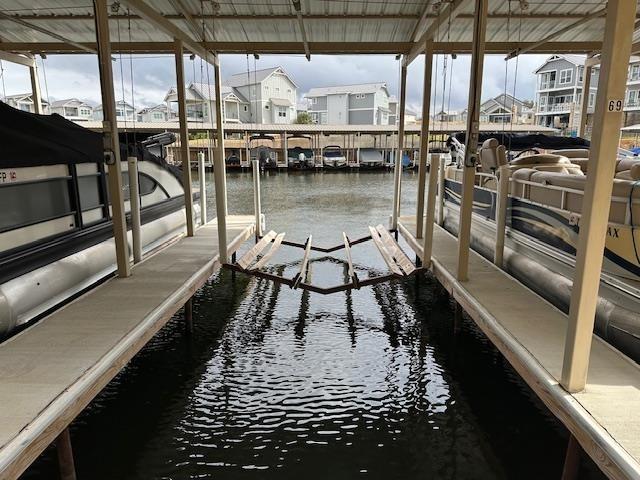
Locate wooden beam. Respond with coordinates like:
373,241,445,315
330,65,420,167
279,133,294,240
391,60,408,229
561,0,636,393
457,0,488,281
505,7,606,60
237,230,277,269
168,0,206,41
29,60,43,114
410,0,436,42
369,226,403,276
94,0,130,278
293,235,313,289
416,42,434,239
291,0,311,61
578,57,594,138
0,50,34,67
120,0,216,64
252,232,286,270
55,428,76,480
0,41,604,56
404,0,468,66
174,39,195,237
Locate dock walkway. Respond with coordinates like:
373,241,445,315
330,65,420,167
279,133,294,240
398,215,640,480
0,216,255,479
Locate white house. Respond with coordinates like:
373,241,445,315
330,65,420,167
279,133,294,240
137,104,168,122
2,93,49,114
50,98,93,121
306,82,391,125
93,100,136,122
388,96,417,124
164,66,297,125
478,93,533,124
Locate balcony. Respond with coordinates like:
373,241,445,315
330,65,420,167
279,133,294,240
537,103,572,114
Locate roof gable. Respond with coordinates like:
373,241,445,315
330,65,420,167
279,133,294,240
305,82,388,98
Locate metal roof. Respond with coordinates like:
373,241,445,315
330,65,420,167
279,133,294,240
0,1,638,56
306,82,388,97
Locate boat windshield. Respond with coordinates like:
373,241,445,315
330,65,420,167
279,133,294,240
324,149,343,158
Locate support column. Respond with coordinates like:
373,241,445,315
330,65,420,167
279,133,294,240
94,0,130,277
578,61,593,138
174,40,195,237
29,57,43,114
561,0,635,393
391,61,408,229
456,0,488,281
56,428,76,480
416,42,434,239
561,435,581,480
213,56,229,263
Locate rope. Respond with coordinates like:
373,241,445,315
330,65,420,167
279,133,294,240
127,9,137,145
115,10,130,148
40,56,51,108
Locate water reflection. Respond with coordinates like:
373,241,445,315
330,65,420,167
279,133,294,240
21,172,605,480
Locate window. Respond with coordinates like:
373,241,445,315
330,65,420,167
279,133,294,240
589,92,595,107
80,108,91,116
78,176,102,212
265,104,270,110
312,98,318,104
630,64,640,81
117,172,161,201
287,89,291,95
578,67,584,83
264,86,269,94
116,109,124,117
275,87,280,94
153,112,164,120
539,96,547,106
559,69,573,85
539,71,556,89
355,93,365,99
627,90,638,106
243,105,248,112
0,179,73,232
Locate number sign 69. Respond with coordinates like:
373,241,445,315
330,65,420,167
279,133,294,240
608,99,623,112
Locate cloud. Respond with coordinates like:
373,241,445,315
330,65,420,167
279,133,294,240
1,52,549,114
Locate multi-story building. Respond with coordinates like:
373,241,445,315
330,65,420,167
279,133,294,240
137,104,168,122
388,96,417,124
534,54,599,131
164,66,297,125
305,82,391,125
624,57,640,126
478,93,533,124
2,93,49,114
50,98,94,121
93,100,136,122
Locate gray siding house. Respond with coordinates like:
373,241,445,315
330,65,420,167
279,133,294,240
624,57,640,126
50,98,94,122
534,54,599,131
137,104,168,122
305,82,391,125
164,66,297,124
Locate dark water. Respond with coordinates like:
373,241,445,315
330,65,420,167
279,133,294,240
23,171,605,480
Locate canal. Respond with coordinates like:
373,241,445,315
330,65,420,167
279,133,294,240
22,171,605,479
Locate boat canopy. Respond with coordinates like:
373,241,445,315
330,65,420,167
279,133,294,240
448,132,590,151
0,101,102,168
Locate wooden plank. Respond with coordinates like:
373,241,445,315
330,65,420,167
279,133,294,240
375,225,416,276
369,226,403,276
397,216,640,480
236,230,277,269
293,235,313,289
251,232,286,270
342,233,359,289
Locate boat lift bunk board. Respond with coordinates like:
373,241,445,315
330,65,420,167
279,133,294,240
226,226,422,294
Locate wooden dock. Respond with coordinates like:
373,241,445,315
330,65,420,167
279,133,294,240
397,215,640,479
0,216,255,480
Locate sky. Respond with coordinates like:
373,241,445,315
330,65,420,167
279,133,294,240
0,52,549,116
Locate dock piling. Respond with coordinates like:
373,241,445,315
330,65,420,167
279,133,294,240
184,298,193,333
561,435,581,480
422,152,440,267
128,156,142,264
494,165,510,268
198,151,207,225
55,428,76,480
252,159,263,240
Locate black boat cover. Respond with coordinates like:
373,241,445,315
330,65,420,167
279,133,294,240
448,132,590,151
0,101,102,168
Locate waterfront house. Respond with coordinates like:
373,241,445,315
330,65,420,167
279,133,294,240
137,104,168,122
478,93,532,124
305,82,391,125
50,98,93,121
2,93,49,114
388,96,418,124
93,100,136,122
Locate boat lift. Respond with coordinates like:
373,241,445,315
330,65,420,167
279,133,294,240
225,225,423,295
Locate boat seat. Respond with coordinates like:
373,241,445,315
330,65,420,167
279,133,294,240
616,158,640,173
550,149,590,159
478,138,507,174
525,171,640,224
615,163,640,181
509,153,584,175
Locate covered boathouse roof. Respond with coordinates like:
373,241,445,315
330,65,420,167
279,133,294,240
0,0,639,57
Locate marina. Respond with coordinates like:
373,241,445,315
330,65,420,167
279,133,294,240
2,0,640,479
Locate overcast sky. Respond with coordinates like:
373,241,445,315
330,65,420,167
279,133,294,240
0,53,549,115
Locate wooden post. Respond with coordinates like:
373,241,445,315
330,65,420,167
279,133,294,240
174,40,195,237
127,156,142,264
456,0,488,281
29,58,43,114
93,0,130,277
422,153,440,266
198,151,207,224
437,157,446,226
357,132,361,166
416,42,434,239
494,165,510,268
561,0,635,393
578,61,593,139
561,435,581,480
56,428,76,480
252,159,263,239
213,56,229,263
391,61,408,229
